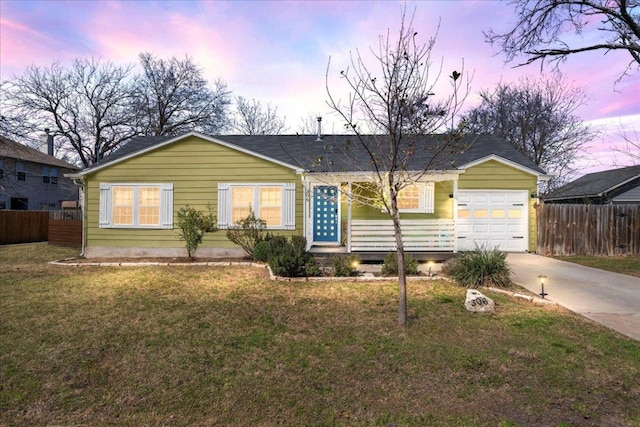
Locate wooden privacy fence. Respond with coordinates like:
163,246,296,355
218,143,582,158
537,203,640,256
0,210,82,246
0,210,49,244
48,209,82,246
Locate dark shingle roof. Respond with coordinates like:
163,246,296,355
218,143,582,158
83,132,546,175
544,165,640,201
0,135,79,170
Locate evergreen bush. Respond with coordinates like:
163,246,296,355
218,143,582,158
381,252,419,275
267,236,320,277
332,254,360,277
252,241,271,262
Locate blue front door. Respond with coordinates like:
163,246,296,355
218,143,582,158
313,185,339,243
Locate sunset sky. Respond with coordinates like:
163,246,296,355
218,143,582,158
1,0,638,176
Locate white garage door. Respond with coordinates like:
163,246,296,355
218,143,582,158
456,190,528,252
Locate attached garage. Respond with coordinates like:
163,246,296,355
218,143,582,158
456,190,529,252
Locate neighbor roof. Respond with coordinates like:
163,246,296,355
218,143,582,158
544,165,640,201
0,135,79,170
80,132,547,176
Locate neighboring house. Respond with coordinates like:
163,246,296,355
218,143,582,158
0,135,79,210
544,165,640,205
67,132,549,258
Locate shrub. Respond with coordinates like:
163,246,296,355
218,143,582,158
252,241,271,262
442,246,511,288
267,236,320,277
225,208,267,258
176,205,218,260
381,252,419,275
332,254,360,277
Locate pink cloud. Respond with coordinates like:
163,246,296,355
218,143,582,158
0,18,71,78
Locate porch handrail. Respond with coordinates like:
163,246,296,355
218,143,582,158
350,219,455,252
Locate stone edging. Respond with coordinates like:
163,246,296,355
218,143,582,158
483,286,557,306
49,259,266,268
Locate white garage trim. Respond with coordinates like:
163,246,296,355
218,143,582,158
456,190,528,252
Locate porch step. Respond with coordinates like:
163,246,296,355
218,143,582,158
309,246,348,254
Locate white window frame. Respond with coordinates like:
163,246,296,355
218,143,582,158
217,182,295,230
99,183,173,229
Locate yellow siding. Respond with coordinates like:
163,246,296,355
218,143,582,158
84,135,302,249
348,180,454,220
459,160,539,251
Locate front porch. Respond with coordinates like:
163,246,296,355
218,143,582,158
303,175,459,258
309,219,456,261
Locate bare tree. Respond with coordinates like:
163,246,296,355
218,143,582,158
614,125,640,165
326,9,468,326
231,96,287,135
485,0,640,79
2,58,137,167
298,113,328,135
461,75,596,191
134,53,232,136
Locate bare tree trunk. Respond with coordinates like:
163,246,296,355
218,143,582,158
390,193,408,327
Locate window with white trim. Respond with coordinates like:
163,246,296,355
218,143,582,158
217,183,295,230
397,182,434,213
99,183,173,229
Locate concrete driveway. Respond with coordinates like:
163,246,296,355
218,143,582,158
507,253,640,342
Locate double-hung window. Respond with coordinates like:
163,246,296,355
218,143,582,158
99,183,173,229
396,182,435,213
217,183,295,230
42,166,58,184
16,162,26,181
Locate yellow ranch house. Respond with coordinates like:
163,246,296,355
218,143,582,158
67,132,550,259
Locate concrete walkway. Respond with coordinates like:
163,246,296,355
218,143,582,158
507,253,640,342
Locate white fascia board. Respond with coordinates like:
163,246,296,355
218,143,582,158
78,131,304,176
461,155,553,181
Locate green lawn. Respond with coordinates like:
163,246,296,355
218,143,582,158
555,255,640,278
1,243,639,426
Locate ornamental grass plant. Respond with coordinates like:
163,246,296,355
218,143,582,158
444,246,512,288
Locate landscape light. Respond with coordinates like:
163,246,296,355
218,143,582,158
538,275,548,299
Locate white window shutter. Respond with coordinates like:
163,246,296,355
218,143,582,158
217,183,230,229
160,183,174,229
283,183,296,230
423,182,435,213
99,183,112,228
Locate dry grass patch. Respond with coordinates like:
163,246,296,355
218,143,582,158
1,244,639,426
